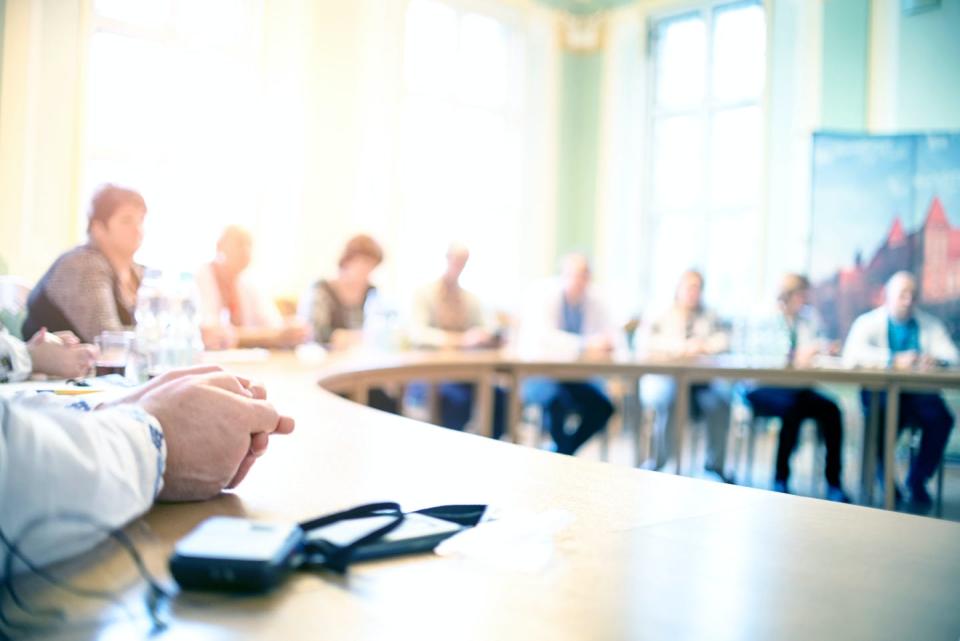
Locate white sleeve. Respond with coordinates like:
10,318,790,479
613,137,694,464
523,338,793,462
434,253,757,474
244,277,283,329
0,399,166,572
842,315,889,368
516,288,581,359
0,330,32,383
926,318,960,365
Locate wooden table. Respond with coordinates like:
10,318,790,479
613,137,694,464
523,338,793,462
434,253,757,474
317,350,960,510
12,352,960,640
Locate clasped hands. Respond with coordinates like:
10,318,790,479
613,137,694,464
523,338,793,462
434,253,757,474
99,365,295,501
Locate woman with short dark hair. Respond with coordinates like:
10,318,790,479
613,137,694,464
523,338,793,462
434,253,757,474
22,184,147,342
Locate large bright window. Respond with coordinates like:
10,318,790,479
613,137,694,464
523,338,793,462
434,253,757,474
83,0,264,272
645,0,766,314
396,0,527,305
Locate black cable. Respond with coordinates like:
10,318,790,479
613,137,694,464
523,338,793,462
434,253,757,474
0,512,172,636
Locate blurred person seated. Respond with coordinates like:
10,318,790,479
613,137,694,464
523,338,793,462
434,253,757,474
744,274,849,501
638,269,734,482
299,234,384,350
299,234,398,414
843,271,958,511
518,254,616,456
408,243,507,438
197,225,309,350
0,365,294,572
1,326,97,382
23,185,147,343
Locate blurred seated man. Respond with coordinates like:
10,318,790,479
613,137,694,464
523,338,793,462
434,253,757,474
0,366,294,572
843,271,958,510
408,244,507,439
23,185,147,343
197,226,309,350
1,326,97,381
744,274,849,501
639,270,733,482
519,254,616,456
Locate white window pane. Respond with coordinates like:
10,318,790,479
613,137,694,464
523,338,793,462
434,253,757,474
704,210,759,314
654,14,706,110
404,0,458,95
652,115,705,210
709,106,762,208
175,0,259,49
649,213,707,306
88,33,175,154
712,3,766,103
458,13,508,108
94,0,172,26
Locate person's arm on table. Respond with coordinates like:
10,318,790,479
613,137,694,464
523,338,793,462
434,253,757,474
0,368,294,572
842,314,890,368
923,316,960,367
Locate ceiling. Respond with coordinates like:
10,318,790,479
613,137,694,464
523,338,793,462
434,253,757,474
534,0,639,15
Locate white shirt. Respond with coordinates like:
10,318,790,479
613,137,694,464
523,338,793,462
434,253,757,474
842,306,959,368
639,306,730,356
195,263,283,329
0,328,31,383
517,281,618,359
0,398,165,572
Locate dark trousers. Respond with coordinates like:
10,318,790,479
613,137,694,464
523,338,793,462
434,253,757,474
368,388,400,415
405,382,507,437
747,387,843,487
523,379,615,456
435,382,508,440
860,391,954,490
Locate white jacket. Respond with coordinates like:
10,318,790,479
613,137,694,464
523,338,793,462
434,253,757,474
842,306,959,368
0,398,165,573
517,282,618,359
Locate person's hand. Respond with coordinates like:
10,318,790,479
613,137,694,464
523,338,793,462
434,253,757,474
201,325,238,351
916,354,939,370
892,351,919,370
52,331,81,346
681,338,708,358
792,344,820,368
137,371,294,501
330,328,363,351
461,327,495,349
99,364,228,407
276,321,310,348
223,377,293,489
583,334,613,355
26,327,98,378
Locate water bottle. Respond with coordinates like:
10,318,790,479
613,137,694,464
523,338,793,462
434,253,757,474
134,268,168,379
134,270,203,377
362,290,401,352
173,271,203,368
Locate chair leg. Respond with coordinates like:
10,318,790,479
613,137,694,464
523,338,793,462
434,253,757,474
746,417,759,487
936,459,945,519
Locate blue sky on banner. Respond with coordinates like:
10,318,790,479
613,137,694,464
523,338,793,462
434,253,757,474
809,132,960,281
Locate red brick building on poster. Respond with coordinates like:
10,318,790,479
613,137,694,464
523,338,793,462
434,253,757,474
812,197,960,341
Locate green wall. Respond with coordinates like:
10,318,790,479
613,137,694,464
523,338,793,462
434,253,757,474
896,0,960,129
556,50,603,258
820,0,870,130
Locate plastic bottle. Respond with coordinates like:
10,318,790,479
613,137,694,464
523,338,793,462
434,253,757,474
134,268,168,379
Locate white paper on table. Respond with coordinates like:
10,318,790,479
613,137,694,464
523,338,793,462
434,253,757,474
434,508,574,573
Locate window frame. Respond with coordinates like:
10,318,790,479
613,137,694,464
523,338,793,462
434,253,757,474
641,0,768,313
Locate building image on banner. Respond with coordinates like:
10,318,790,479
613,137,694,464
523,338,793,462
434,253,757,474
809,132,960,343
